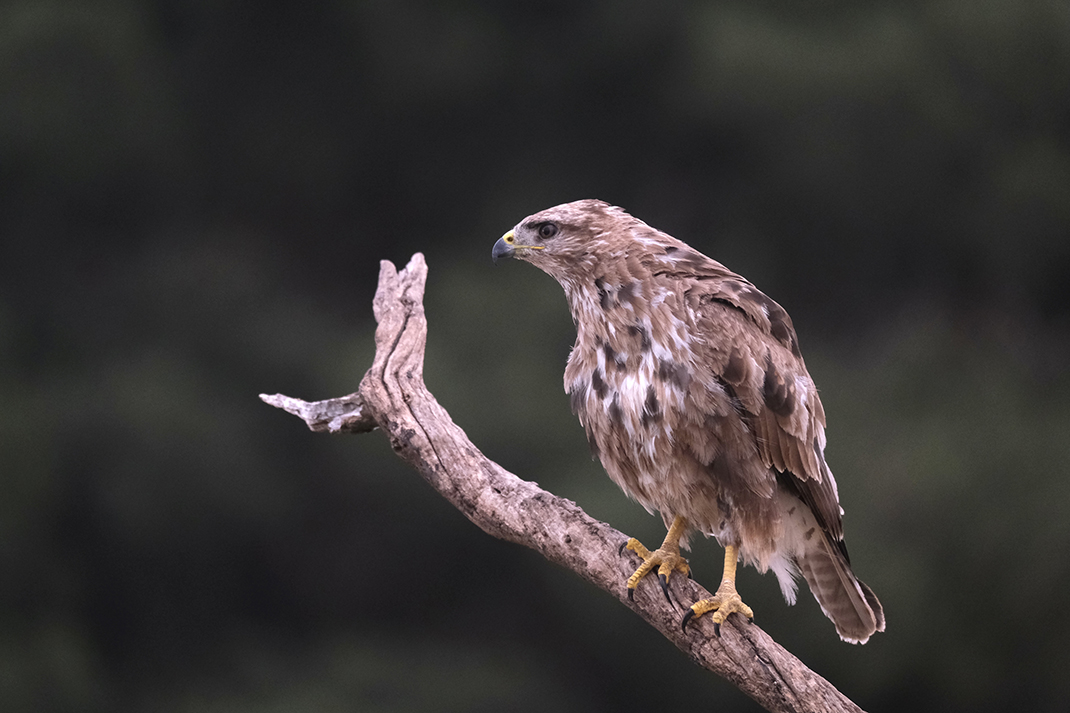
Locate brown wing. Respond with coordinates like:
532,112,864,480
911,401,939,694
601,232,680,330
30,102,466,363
674,260,846,547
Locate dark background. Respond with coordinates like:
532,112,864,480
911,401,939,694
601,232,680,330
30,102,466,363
3,1,1069,711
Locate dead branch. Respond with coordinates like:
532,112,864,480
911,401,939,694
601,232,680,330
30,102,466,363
260,253,865,713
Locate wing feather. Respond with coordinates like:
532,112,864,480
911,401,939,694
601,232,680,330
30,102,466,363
681,268,846,544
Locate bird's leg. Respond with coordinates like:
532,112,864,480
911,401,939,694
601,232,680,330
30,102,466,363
681,544,754,635
621,515,691,605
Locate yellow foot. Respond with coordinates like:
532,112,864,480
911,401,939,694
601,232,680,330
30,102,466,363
681,584,754,636
619,537,691,605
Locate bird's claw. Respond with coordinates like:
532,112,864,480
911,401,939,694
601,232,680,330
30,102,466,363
658,573,673,605
621,537,689,606
681,608,696,632
681,585,754,635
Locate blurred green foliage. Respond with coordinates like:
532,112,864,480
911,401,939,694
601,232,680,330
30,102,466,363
2,1,1068,711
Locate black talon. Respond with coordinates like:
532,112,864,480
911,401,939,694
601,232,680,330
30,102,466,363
618,540,629,556
658,573,673,605
627,587,635,602
681,608,695,631
714,622,721,637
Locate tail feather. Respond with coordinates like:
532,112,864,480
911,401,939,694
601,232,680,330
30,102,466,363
797,534,885,644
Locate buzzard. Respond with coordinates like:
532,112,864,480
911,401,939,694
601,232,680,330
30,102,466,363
492,199,884,643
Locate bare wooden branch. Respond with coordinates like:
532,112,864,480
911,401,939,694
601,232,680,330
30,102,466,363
260,253,865,713
259,392,376,434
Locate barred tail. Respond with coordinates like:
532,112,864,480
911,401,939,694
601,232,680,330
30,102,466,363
797,534,885,644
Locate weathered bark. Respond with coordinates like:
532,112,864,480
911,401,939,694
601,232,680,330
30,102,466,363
260,253,865,713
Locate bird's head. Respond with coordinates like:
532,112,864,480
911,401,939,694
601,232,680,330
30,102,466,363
492,199,628,281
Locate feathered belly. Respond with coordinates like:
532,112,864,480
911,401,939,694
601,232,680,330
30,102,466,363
565,320,780,551
580,397,736,541
568,344,727,529
575,375,782,559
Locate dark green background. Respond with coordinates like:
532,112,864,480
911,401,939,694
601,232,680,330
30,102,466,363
3,1,1069,711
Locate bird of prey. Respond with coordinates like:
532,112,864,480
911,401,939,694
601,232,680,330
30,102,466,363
492,199,884,643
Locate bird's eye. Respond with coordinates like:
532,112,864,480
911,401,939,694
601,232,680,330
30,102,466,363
538,222,558,239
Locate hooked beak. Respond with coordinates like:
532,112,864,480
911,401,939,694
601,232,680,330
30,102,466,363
492,231,515,264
